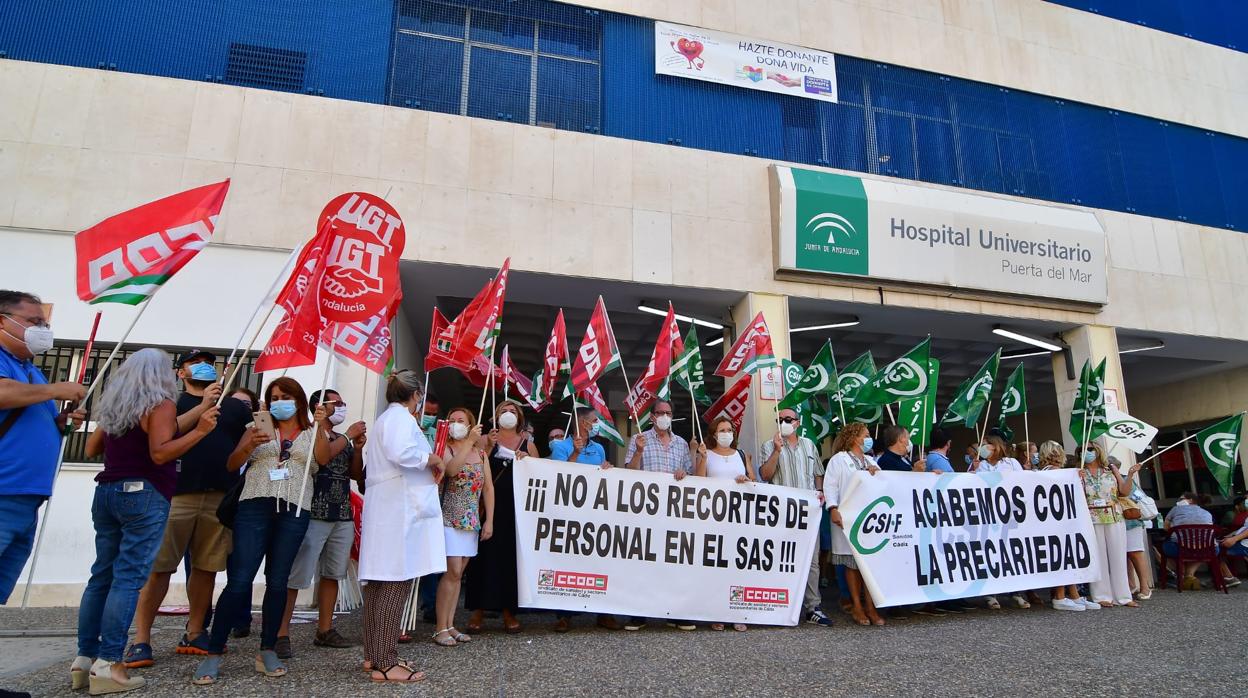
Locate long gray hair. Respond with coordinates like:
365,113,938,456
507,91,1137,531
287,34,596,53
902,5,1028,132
95,348,178,435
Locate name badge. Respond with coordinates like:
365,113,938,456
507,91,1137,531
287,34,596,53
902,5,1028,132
123,481,145,493
269,467,291,482
1091,498,1107,508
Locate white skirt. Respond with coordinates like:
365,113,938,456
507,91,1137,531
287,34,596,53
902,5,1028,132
1125,525,1146,553
444,526,479,558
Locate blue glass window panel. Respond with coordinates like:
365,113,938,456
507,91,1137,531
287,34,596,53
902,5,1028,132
874,112,915,179
471,10,533,50
915,119,958,185
539,22,598,61
1213,134,1248,229
1115,113,1178,218
782,100,824,164
1166,126,1225,225
536,56,599,131
390,33,463,114
870,66,949,121
398,0,466,38
957,126,1004,193
467,47,531,121
826,102,868,173
1053,104,1126,210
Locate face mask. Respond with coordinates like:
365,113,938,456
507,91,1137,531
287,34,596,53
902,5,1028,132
328,405,347,426
716,432,734,448
269,400,297,421
449,422,469,440
964,455,973,465
3,320,55,355
1031,453,1040,466
862,436,874,452
977,445,992,459
549,439,562,450
1082,451,1096,464
498,411,519,430
587,421,601,438
1174,498,1189,507
189,363,217,382
779,422,796,437
654,415,672,431
420,414,436,429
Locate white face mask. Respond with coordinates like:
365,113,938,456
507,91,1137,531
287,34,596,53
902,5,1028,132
654,415,672,431
716,431,734,448
2,321,54,355
328,405,347,426
779,421,796,437
449,422,469,440
498,411,519,430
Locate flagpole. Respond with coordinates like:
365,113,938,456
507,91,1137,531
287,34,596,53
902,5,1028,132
1136,432,1200,468
615,360,644,433
218,301,281,405
1023,411,1030,453
415,370,431,418
686,383,703,442
476,339,499,425
295,340,336,517
827,342,847,427
885,403,896,425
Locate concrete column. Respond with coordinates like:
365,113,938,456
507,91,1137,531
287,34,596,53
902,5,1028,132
1052,324,1131,464
729,292,791,463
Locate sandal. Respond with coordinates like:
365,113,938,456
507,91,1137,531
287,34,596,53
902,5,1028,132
850,609,870,627
867,612,886,626
1120,601,1141,608
254,650,287,678
449,627,472,643
465,610,485,634
432,629,458,647
732,624,747,632
192,656,222,686
370,662,426,684
709,623,725,631
502,611,522,634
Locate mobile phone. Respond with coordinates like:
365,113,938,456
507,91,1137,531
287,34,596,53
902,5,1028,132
252,410,275,437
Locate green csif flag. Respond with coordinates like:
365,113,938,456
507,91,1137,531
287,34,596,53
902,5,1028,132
1198,413,1243,497
832,351,879,425
1070,358,1108,445
672,326,712,406
941,350,1000,428
999,362,1027,417
855,338,932,406
803,395,836,443
899,358,939,449
778,341,839,411
941,378,972,426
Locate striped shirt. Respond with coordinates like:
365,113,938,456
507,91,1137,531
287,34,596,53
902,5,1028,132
760,436,824,490
625,429,692,474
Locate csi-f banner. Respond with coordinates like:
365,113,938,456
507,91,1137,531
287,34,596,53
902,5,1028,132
75,180,230,305
654,22,838,104
514,458,820,625
773,166,1107,305
1103,406,1158,454
837,470,1099,607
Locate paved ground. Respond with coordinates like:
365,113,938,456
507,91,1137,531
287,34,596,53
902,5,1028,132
1,587,1243,697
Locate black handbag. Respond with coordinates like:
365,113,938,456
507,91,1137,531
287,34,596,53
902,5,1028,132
215,476,245,529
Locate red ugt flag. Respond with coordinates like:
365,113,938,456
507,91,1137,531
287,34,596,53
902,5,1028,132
705,375,752,432
319,297,399,374
569,297,622,394
75,180,230,305
624,303,680,417
714,312,778,378
255,218,336,373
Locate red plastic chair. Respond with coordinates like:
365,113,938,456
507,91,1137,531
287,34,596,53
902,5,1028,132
1161,525,1228,594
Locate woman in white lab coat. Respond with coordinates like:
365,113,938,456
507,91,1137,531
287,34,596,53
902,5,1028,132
824,422,882,627
358,370,445,683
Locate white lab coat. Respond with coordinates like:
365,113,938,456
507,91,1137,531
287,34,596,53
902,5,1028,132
823,451,878,557
358,403,447,582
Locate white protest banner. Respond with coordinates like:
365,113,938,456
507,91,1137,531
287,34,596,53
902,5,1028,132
514,458,819,625
837,470,1099,607
655,22,838,103
1104,406,1158,454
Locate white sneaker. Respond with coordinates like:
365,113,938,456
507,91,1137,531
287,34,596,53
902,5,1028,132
1010,594,1031,609
1079,598,1101,610
1051,598,1084,611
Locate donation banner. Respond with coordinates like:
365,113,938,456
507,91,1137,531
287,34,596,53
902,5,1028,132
655,22,838,103
514,458,820,625
837,470,1099,607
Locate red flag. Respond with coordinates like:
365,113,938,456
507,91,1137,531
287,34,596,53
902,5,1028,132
570,297,622,394
624,303,680,417
538,310,570,406
454,259,510,365
425,307,459,373
499,345,538,408
705,376,752,432
580,382,611,417
438,260,510,369
255,219,336,373
75,180,230,305
713,312,778,378
464,353,505,390
433,419,450,457
319,297,399,374
316,192,405,323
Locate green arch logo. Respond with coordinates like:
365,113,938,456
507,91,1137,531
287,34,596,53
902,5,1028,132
849,495,895,555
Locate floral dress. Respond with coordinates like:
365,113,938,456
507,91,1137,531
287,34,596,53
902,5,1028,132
442,451,485,532
1082,467,1124,525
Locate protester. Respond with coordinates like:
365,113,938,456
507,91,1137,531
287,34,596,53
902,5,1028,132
356,370,444,684
1116,458,1156,600
624,398,693,632
924,429,954,474
1230,495,1248,530
1080,443,1135,607
874,425,926,472
1163,492,1220,590
693,416,753,632
1033,441,1098,612
230,387,261,413
544,426,565,458
761,407,832,627
71,349,218,694
0,290,86,606
1013,441,1038,468
274,389,366,659
127,350,250,665
192,377,321,684
969,435,1022,473
465,400,537,634
824,423,882,626
548,407,620,632
226,385,261,640
962,445,976,470
433,407,492,647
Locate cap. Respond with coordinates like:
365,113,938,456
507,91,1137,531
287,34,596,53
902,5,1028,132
175,349,216,367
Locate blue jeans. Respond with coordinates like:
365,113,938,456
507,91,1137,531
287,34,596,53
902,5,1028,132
0,494,45,604
208,498,308,653
77,481,170,661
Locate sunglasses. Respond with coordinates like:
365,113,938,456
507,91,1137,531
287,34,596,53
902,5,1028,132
778,417,798,424
279,439,293,462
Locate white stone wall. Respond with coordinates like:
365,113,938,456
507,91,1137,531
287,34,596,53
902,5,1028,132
3,60,1248,342
577,0,1248,137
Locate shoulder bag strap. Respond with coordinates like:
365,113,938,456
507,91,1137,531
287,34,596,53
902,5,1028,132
0,406,28,442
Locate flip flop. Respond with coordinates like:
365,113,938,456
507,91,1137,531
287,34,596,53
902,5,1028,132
449,627,472,643
431,629,458,647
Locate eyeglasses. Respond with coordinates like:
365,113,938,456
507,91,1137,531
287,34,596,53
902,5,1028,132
778,417,798,424
1,313,49,329
549,433,565,440
279,439,293,462
652,410,673,416
321,399,346,408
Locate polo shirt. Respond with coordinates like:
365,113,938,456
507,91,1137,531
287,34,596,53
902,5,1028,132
0,346,60,496
550,435,607,465
625,428,692,474
926,450,954,473
876,450,913,472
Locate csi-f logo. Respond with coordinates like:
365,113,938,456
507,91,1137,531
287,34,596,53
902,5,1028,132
1108,418,1149,441
850,496,901,555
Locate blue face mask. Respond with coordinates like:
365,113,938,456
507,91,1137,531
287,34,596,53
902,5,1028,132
189,362,217,381
420,414,436,429
587,421,601,438
1031,453,1040,466
862,437,874,452
269,400,297,421
1083,451,1096,465
964,455,973,466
